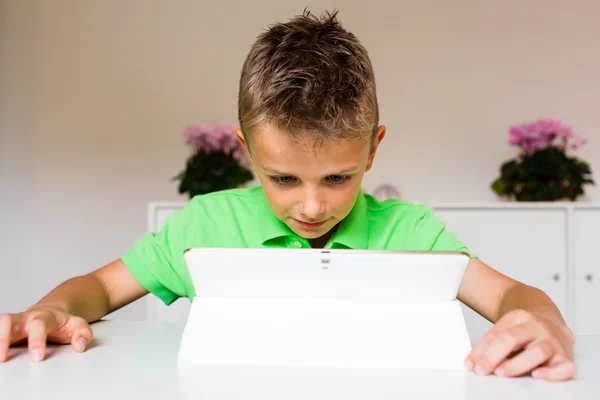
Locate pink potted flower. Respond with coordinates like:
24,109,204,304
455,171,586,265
491,119,594,201
173,124,254,198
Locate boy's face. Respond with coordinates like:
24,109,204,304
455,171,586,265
236,124,386,243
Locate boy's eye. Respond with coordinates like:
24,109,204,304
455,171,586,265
269,174,352,186
270,176,297,185
326,175,352,185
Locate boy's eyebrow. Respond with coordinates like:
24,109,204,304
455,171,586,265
262,165,361,175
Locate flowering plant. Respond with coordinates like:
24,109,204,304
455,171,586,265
173,123,254,198
491,119,594,201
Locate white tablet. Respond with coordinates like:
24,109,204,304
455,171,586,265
183,248,470,301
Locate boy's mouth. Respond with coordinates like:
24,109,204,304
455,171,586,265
293,218,328,230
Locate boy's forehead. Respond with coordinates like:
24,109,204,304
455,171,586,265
249,124,370,156
248,127,370,172
251,124,314,149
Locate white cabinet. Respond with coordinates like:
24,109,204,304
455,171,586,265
146,202,191,323
145,201,600,342
431,207,568,344
573,207,600,336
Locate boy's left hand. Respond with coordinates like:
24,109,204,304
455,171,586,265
464,309,576,381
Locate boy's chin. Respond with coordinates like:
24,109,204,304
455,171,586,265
294,229,327,239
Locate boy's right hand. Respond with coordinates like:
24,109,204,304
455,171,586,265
0,305,93,363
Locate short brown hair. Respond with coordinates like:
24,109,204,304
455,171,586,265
238,9,379,144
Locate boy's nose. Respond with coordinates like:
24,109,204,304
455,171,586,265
300,194,326,219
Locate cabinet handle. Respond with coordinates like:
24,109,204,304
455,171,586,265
552,274,560,282
586,274,593,282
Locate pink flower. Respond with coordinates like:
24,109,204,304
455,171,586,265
571,138,587,150
206,123,239,153
183,125,203,145
181,123,251,166
507,118,586,154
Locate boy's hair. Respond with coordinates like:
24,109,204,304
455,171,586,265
238,9,379,145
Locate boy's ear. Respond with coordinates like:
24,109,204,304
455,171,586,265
235,128,256,171
235,128,247,149
365,125,386,171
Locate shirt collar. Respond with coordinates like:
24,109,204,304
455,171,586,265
257,188,296,245
328,190,369,249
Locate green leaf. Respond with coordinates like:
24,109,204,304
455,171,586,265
491,179,505,196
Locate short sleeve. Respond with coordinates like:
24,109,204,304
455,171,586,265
415,206,477,258
121,200,199,305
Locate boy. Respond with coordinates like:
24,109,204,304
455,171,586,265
0,10,575,381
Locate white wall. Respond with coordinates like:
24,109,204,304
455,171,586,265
1,0,599,317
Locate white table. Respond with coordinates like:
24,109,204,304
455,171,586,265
1,321,598,400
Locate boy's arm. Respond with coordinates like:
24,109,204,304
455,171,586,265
0,259,148,362
38,259,149,321
460,258,576,381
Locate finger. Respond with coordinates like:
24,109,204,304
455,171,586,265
473,323,538,375
26,316,52,362
532,360,577,381
465,310,531,370
0,314,13,363
465,334,493,371
493,340,554,377
69,318,93,353
8,321,29,346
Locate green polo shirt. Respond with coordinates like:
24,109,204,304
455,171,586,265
122,186,474,305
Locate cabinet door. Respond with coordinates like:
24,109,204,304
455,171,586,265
431,208,568,344
148,204,192,322
573,208,600,336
